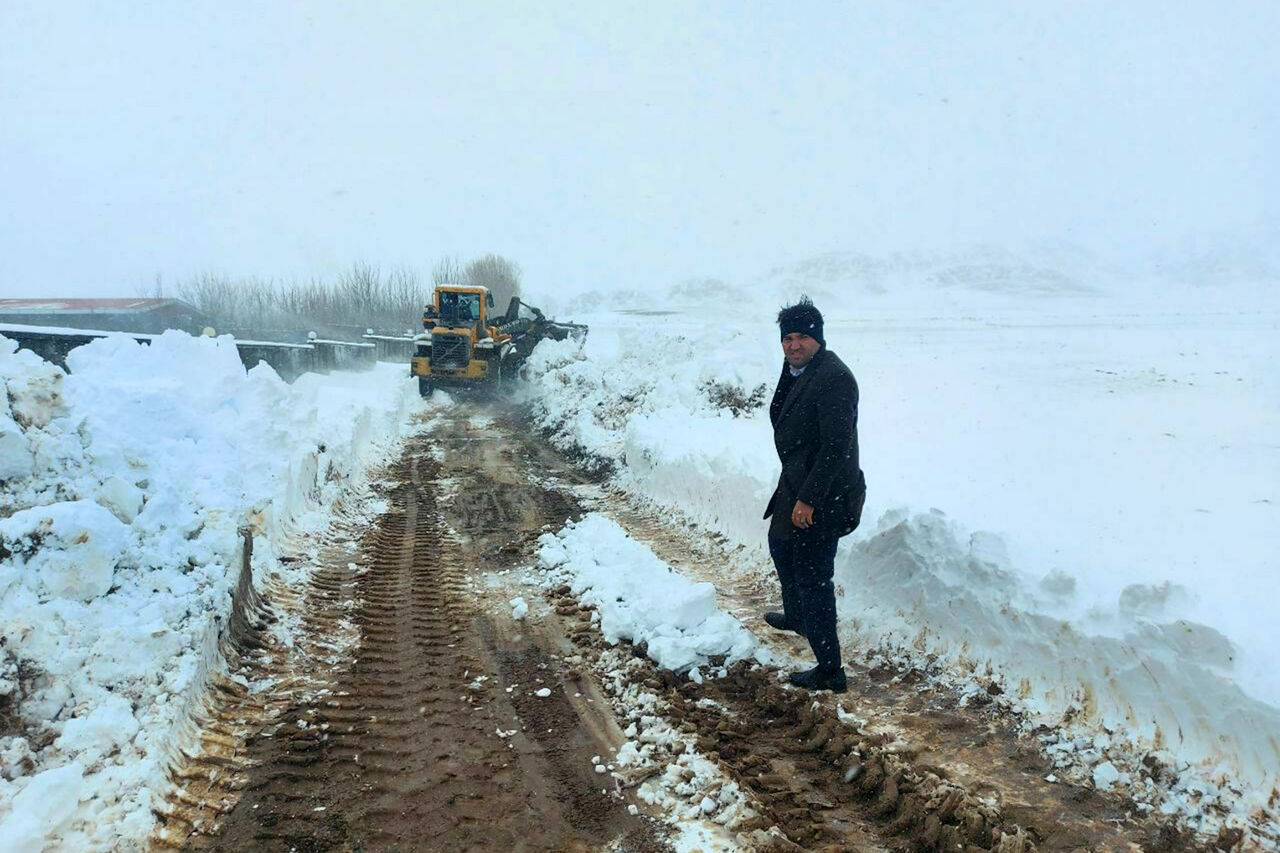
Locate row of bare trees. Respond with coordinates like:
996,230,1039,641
429,254,521,311
166,255,522,340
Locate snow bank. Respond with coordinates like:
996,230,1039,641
0,331,416,851
537,513,766,674
848,510,1280,824
522,324,774,473
520,299,1280,839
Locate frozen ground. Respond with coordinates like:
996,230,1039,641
0,332,415,851
520,264,1280,841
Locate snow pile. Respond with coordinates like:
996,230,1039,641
521,326,774,502
849,510,1280,828
0,764,84,853
591,644,757,850
0,501,128,601
525,519,762,847
520,298,1280,840
0,331,415,851
537,513,767,675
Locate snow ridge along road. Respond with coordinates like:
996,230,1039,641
0,334,417,851
161,400,1210,852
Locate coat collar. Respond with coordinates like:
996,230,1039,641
777,347,826,423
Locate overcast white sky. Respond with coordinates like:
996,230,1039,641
1,1,1276,298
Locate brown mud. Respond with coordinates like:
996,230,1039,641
154,412,667,852
153,400,1211,852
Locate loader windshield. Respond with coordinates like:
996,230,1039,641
438,291,483,327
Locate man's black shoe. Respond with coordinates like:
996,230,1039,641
763,611,806,637
788,666,847,693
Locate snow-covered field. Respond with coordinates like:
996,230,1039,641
520,265,1280,840
0,332,415,851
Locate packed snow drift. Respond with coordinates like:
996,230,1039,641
520,257,1279,841
0,331,415,851
537,513,769,677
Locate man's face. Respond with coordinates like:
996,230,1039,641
781,332,820,368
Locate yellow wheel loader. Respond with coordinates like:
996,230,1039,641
410,285,586,396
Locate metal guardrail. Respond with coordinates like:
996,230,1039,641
361,333,415,363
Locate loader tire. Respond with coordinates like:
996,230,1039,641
418,376,433,397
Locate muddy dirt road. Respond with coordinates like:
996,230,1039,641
153,402,1206,852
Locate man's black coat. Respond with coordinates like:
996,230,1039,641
763,348,866,541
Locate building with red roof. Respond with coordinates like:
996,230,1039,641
0,298,210,334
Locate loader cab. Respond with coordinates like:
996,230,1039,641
435,287,495,331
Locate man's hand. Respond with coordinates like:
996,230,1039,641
791,500,814,529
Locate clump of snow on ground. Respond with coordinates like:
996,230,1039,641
537,513,768,673
520,292,1280,842
530,514,771,848
587,644,757,850
0,500,128,601
0,331,416,851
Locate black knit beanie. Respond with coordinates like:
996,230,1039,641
777,297,825,345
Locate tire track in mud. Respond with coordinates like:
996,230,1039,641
151,507,369,849
582,464,1211,852
547,580,1036,853
160,423,669,853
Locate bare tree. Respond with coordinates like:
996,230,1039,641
134,273,166,299
173,255,515,339
388,265,424,314
461,253,522,312
431,256,464,286
337,261,380,316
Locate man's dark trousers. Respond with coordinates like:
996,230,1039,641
768,535,841,672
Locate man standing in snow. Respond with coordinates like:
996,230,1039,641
763,297,866,693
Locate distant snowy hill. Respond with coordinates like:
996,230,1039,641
1146,228,1280,289
752,245,1100,302
538,235,1279,318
